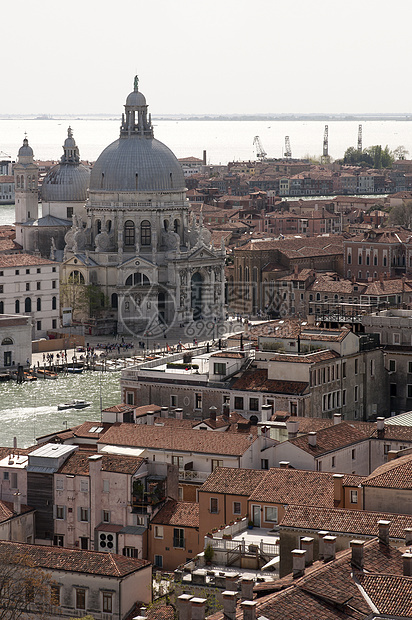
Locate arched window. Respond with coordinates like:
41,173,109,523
96,219,102,235
25,298,31,313
69,271,85,284
16,176,20,189
125,273,150,286
140,220,151,246
174,219,180,236
15,300,20,314
1,337,13,345
124,220,135,246
0,301,3,313
36,298,41,312
111,293,118,309
52,296,57,310
106,220,112,232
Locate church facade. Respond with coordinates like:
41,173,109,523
60,79,225,336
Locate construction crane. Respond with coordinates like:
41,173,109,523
357,124,363,152
321,125,330,164
284,136,292,159
253,136,267,161
0,151,11,159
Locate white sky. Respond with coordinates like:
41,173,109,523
4,0,412,115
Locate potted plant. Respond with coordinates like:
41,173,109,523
248,520,254,530
204,544,214,565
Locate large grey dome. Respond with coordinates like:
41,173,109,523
90,135,185,193
41,163,90,202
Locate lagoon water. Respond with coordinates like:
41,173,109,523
2,117,412,164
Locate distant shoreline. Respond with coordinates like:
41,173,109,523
0,114,412,122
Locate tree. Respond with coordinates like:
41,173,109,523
0,545,56,620
60,278,108,322
388,201,412,229
343,145,394,168
394,145,409,161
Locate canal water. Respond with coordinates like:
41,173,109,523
0,370,121,449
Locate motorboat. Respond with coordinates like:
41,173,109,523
57,400,91,411
36,369,58,380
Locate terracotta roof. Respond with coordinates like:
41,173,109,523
357,573,412,617
58,451,145,475
0,254,55,267
231,369,308,395
363,453,412,489
98,423,257,456
150,500,199,528
211,352,244,359
70,421,113,439
280,504,412,539
270,350,340,364
0,500,33,522
248,468,363,506
288,422,370,456
0,540,150,576
199,467,267,495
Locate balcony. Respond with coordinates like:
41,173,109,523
178,469,210,483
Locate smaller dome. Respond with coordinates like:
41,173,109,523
126,89,146,107
41,163,90,202
18,137,33,158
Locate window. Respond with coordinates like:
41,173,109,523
261,459,269,470
76,589,86,610
3,472,8,481
212,459,223,471
126,392,134,405
123,546,138,558
389,359,396,372
4,351,11,367
56,505,65,520
140,220,151,246
103,479,110,493
172,455,183,469
51,585,60,605
354,385,358,402
102,510,110,523
80,479,89,492
210,498,219,514
264,506,278,523
233,501,241,515
53,534,64,547
408,362,412,374
52,296,57,310
154,525,163,538
36,282,41,290
36,298,41,311
52,319,57,329
154,555,163,568
408,385,412,399
37,321,42,331
25,283,30,291
350,490,358,504
342,362,346,378
24,298,31,312
67,207,73,219
0,286,3,294
384,444,391,455
52,267,56,273
213,362,225,375
56,478,63,491
249,397,259,411
52,280,56,289
352,449,356,460
79,507,89,522
390,383,397,397
234,396,244,410
102,592,113,614
15,270,19,275
173,528,185,548
331,456,335,468
170,395,177,407
195,393,202,409
354,359,358,375
11,473,17,489
15,300,20,313
393,333,400,345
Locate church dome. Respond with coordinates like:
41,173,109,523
89,77,185,194
41,127,90,202
18,137,33,160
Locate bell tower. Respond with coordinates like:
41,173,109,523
14,136,39,247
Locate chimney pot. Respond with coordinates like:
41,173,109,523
323,535,337,562
146,411,155,425
190,597,207,620
292,549,306,578
377,417,385,432
402,552,412,577
308,431,317,447
318,531,329,560
333,413,342,425
300,537,314,565
279,461,290,469
209,406,217,421
261,404,272,423
378,520,391,546
240,578,254,601
350,539,365,570
241,600,257,620
405,528,412,546
175,408,183,420
177,594,193,620
225,574,239,591
222,591,237,620
387,450,398,461
160,406,169,418
13,491,21,515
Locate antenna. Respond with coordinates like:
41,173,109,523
357,124,363,152
284,136,292,159
321,125,330,164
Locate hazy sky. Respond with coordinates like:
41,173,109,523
4,0,412,116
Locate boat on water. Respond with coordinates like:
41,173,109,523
57,400,91,411
66,367,83,374
35,369,58,380
10,370,37,382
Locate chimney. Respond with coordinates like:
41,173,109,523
209,406,217,421
323,535,337,562
190,598,207,620
241,578,254,600
387,450,398,461
146,411,155,426
222,403,230,419
222,591,237,620
286,418,300,439
241,601,257,620
318,531,329,560
308,432,316,447
378,520,390,546
402,552,412,577
175,408,183,420
333,474,344,507
88,454,103,476
13,437,17,449
261,404,272,423
225,574,239,591
13,491,21,515
203,150,207,166
279,461,290,469
333,413,342,425
350,539,365,570
292,549,306,578
405,528,412,546
177,594,192,620
294,264,299,276
300,537,314,565
160,406,169,418
377,417,385,438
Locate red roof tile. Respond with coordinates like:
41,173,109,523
150,500,199,528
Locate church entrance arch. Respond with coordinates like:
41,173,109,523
191,272,203,321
